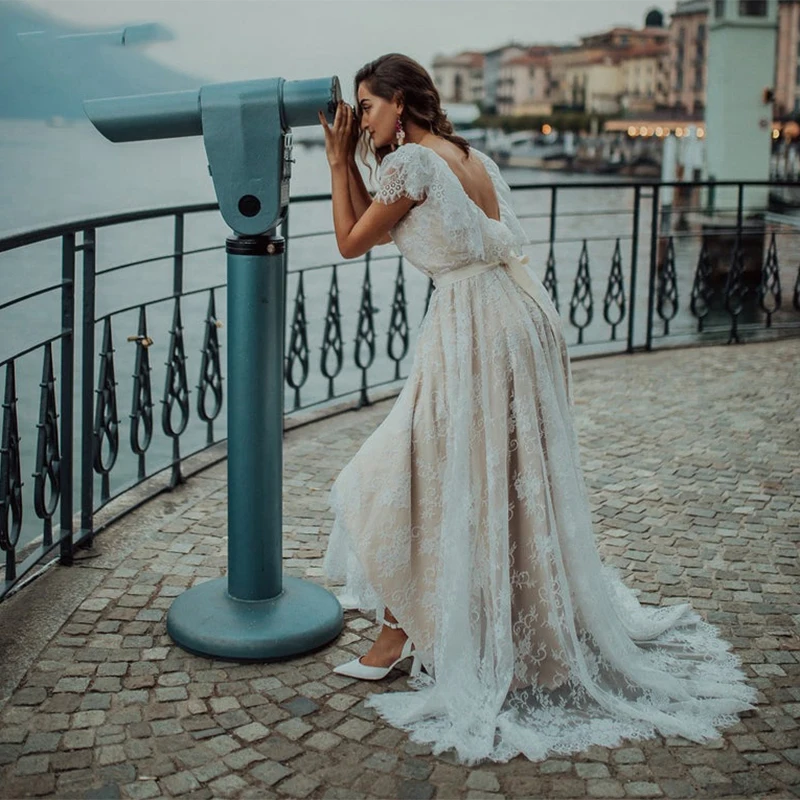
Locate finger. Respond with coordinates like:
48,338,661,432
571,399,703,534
318,109,330,132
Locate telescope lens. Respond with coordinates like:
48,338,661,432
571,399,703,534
238,195,262,217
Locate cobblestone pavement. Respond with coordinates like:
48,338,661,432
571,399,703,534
1,339,799,800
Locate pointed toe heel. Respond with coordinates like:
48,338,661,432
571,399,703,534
333,638,419,681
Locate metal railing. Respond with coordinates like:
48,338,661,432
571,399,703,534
1,179,799,600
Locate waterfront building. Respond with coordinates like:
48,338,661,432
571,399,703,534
620,43,670,114
430,50,485,104
496,48,559,116
775,0,800,114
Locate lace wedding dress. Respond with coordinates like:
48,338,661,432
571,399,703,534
323,142,757,764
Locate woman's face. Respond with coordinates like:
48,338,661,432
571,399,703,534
356,82,400,149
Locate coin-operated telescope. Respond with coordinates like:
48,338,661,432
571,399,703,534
84,78,344,660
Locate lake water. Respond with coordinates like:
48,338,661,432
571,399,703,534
1,119,796,552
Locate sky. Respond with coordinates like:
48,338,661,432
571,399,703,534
23,0,666,97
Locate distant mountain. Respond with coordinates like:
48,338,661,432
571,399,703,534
0,2,205,119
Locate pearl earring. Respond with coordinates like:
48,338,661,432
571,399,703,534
395,116,406,146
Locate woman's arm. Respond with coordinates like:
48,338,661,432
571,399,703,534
329,163,413,260
348,162,392,245
321,102,412,260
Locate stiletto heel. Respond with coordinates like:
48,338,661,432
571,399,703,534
333,636,419,681
410,652,422,678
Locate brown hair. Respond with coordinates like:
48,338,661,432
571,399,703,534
353,53,471,178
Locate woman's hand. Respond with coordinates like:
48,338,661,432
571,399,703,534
319,100,356,168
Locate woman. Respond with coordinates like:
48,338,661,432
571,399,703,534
317,53,756,765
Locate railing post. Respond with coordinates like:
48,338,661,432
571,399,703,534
281,205,290,424
173,212,184,296
627,185,641,353
736,183,744,248
59,233,75,565
645,186,660,352
706,175,716,216
80,227,96,545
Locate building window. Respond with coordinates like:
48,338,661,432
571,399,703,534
739,0,767,16
715,0,725,17
698,23,706,39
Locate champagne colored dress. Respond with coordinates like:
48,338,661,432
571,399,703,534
323,142,756,764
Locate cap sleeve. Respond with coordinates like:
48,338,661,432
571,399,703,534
472,149,528,248
374,144,429,205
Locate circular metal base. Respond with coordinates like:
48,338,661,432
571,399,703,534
166,576,343,661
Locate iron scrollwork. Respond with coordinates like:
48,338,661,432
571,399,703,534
690,241,714,332
724,245,747,344
33,344,61,547
543,244,559,312
602,239,626,341
321,265,344,400
569,241,593,345
387,257,410,379
758,232,782,328
93,317,119,504
656,236,679,335
0,361,23,566
197,290,223,445
286,272,310,411
354,260,377,408
162,298,190,488
129,306,154,481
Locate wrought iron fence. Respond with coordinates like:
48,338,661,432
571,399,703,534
1,179,799,601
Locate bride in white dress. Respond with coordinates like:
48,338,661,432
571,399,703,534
317,53,756,765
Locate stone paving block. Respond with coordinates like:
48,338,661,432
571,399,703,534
332,718,373,742
12,687,47,705
465,769,501,792
3,773,56,796
161,770,202,795
222,746,266,770
274,717,314,741
576,761,612,778
51,749,93,771
122,779,162,799
396,778,435,800
234,721,271,743
659,778,697,798
191,759,229,783
624,781,664,797
587,778,626,797
276,773,320,797
249,759,293,786
14,753,50,776
22,732,61,754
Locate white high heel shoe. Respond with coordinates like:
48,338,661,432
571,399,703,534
333,618,421,681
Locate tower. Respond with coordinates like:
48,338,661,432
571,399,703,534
705,0,778,210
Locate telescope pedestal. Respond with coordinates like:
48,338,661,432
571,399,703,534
167,232,342,660
167,575,342,661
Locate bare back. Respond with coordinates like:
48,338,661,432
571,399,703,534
420,138,501,222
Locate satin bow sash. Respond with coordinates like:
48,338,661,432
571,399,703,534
433,252,561,330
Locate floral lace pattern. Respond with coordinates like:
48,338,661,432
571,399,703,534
323,143,757,765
